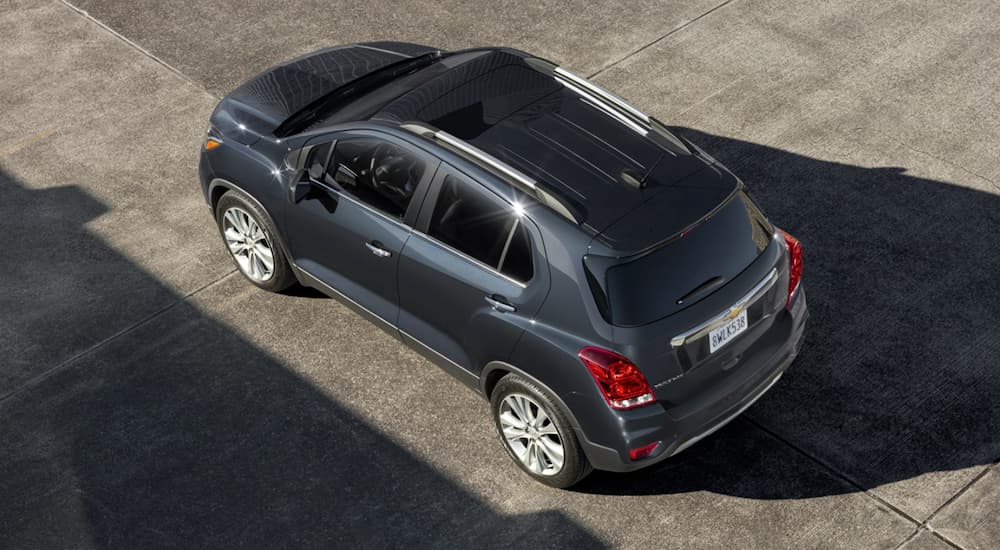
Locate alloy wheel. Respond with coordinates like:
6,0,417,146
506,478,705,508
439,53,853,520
222,207,275,282
498,393,565,476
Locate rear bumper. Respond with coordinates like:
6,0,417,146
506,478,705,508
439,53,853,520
577,290,808,472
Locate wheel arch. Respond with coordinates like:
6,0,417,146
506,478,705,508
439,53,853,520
480,361,584,433
208,177,295,263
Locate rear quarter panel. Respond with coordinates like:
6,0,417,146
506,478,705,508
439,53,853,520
500,208,624,447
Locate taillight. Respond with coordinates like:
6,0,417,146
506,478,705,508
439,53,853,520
578,347,656,410
780,229,803,307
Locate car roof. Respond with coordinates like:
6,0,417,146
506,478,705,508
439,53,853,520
369,48,706,233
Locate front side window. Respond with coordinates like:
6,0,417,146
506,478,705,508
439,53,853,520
427,173,533,282
321,137,428,220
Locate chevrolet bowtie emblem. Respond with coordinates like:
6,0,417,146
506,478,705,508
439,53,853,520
726,305,744,320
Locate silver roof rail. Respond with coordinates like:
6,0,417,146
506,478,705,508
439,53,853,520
553,67,692,154
553,67,651,127
400,122,579,223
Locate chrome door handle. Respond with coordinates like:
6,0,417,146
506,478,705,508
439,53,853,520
485,295,516,313
365,241,392,258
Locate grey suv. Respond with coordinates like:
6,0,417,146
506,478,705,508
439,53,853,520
198,42,808,488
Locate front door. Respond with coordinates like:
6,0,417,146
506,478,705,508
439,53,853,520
285,132,438,327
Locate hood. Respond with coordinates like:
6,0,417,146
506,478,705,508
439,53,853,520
211,42,439,145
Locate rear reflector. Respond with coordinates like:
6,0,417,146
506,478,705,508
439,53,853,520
779,229,803,307
629,441,661,461
578,346,656,410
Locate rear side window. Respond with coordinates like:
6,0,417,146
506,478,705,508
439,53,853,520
428,173,534,282
321,137,429,220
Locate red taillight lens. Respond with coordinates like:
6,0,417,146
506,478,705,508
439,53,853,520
578,347,656,410
780,229,803,307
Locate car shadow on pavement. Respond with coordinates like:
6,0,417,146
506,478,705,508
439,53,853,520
278,284,329,299
577,129,1000,499
3,124,1000,546
0,170,602,549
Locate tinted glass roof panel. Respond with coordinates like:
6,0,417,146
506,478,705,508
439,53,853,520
374,50,708,231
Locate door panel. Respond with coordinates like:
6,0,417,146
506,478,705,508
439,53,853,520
288,185,410,325
284,131,437,326
397,167,550,376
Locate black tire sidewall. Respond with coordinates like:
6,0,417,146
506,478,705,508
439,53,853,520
490,374,593,488
214,190,295,292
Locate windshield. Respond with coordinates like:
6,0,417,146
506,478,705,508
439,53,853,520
275,51,450,137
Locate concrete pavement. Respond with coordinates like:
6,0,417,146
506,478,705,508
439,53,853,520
1,0,998,548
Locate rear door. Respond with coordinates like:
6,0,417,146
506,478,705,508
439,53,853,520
284,131,438,327
397,165,550,378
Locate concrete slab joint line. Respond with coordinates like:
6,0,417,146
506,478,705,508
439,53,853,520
853,126,999,192
587,0,738,79
10,0,1000,547
744,416,924,525
58,0,219,98
894,526,966,550
0,270,238,406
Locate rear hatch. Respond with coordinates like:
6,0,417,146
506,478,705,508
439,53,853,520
586,160,774,324
597,187,774,326
584,168,783,388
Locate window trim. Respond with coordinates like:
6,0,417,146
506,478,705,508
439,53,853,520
306,164,532,289
409,230,528,288
302,131,440,227
416,164,537,286
496,218,520,273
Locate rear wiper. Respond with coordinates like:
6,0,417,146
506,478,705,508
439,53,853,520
275,51,446,138
675,276,726,306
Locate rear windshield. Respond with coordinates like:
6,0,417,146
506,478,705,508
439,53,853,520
602,192,773,326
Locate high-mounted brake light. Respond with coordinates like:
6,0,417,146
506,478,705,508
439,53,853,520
578,347,656,410
779,229,803,307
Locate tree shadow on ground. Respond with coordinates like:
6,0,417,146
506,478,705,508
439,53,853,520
577,129,1000,499
0,170,602,549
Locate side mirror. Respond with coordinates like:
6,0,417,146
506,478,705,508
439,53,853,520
292,180,313,203
283,145,314,203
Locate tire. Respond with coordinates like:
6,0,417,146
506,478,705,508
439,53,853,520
215,189,296,292
490,374,593,488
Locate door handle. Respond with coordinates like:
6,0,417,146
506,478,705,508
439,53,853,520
485,295,516,313
365,240,392,258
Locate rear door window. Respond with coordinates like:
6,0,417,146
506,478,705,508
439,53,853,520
426,172,533,282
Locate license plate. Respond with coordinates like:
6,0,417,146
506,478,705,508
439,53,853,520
709,310,748,353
